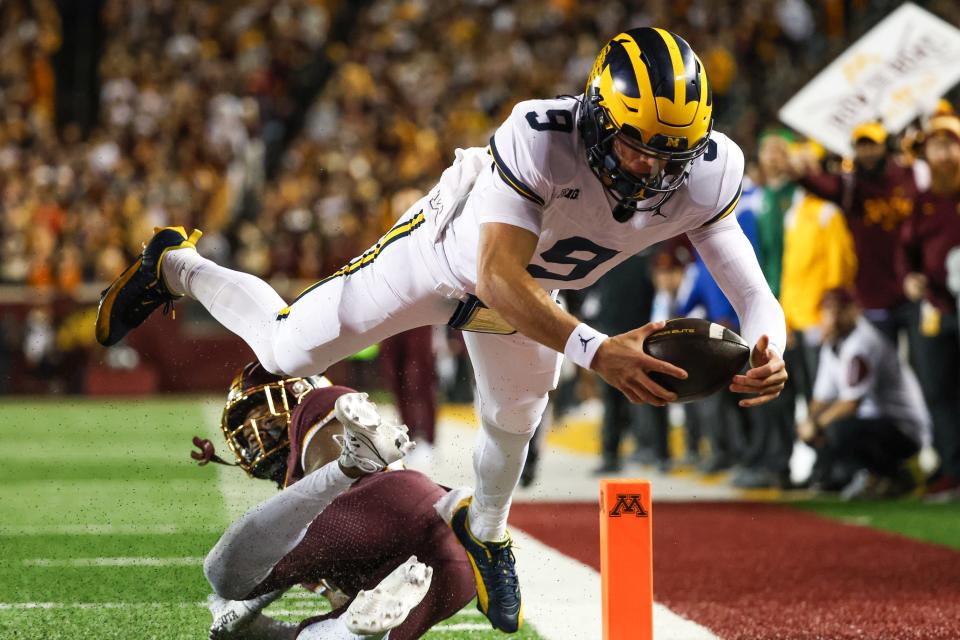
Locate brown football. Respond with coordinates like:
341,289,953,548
642,318,750,403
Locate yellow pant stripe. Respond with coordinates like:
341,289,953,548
276,211,426,320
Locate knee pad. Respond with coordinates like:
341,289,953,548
478,393,549,436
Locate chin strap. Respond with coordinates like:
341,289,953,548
190,436,239,468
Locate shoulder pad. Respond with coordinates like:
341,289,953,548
683,132,745,225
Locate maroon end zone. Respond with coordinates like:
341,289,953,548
509,501,960,640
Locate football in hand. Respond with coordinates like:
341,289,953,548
642,318,750,403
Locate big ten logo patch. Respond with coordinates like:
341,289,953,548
608,494,649,518
559,187,580,200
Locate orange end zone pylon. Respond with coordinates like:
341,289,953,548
600,479,653,640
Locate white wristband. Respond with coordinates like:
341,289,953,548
564,323,608,369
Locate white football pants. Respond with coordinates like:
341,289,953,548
163,199,562,539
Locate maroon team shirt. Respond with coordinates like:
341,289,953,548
800,159,917,311
897,189,960,315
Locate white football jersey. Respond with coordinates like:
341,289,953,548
435,95,744,292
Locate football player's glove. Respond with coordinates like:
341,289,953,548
580,27,713,217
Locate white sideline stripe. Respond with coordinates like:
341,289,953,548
0,524,222,536
23,557,204,568
512,527,719,640
0,602,207,610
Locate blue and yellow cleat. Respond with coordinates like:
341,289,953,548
449,498,523,633
95,226,202,346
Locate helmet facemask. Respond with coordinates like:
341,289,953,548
220,376,321,486
580,89,709,217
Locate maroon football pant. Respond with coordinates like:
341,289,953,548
247,470,475,639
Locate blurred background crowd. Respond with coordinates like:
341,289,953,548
2,0,960,499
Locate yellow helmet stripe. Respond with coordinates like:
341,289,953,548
653,28,688,107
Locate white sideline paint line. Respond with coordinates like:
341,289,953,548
0,524,222,536
512,527,719,640
23,557,204,568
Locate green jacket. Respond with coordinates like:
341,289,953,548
756,182,796,298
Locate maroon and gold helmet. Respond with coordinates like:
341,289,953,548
220,362,330,485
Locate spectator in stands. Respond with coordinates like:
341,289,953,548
756,132,796,301
898,114,960,499
794,122,924,343
750,144,857,490
800,288,929,499
780,142,858,378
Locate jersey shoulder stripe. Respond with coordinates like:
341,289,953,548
488,136,545,206
701,182,743,227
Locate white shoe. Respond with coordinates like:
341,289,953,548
207,590,283,639
345,555,433,636
334,393,415,473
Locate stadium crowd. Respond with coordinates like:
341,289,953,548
2,0,960,499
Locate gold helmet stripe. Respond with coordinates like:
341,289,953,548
595,35,649,132
652,28,698,127
654,28,688,108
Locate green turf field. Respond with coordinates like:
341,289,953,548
0,398,542,640
795,498,960,550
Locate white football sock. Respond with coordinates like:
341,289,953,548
468,420,532,541
205,461,355,600
161,249,289,374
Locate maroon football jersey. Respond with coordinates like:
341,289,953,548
897,190,960,315
801,160,917,311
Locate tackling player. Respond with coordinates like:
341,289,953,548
97,27,787,632
194,362,475,639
